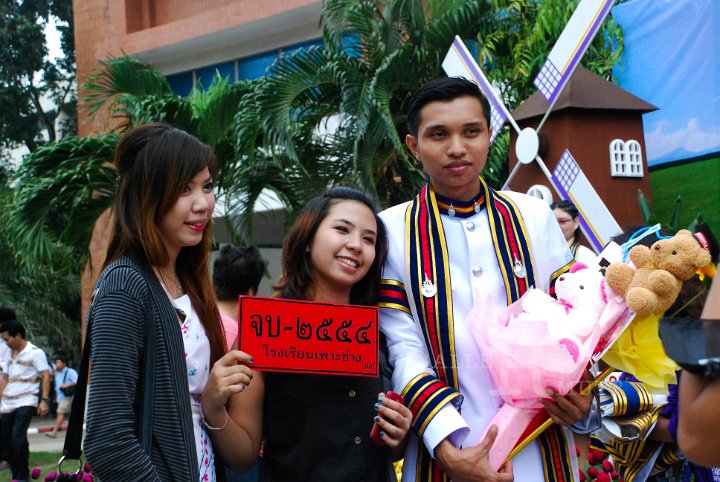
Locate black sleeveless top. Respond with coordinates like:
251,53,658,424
261,372,393,481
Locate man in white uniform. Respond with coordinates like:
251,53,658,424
379,77,597,481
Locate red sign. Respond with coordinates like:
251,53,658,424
238,296,379,377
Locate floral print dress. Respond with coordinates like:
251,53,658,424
171,292,216,482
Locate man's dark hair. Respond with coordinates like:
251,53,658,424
0,307,17,323
407,77,491,137
55,355,68,364
0,319,25,338
213,245,267,300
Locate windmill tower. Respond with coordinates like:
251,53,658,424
443,0,630,253
507,67,657,231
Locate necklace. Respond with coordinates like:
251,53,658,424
154,267,183,298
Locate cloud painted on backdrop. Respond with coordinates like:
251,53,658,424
646,118,720,163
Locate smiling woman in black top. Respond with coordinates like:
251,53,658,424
234,187,411,481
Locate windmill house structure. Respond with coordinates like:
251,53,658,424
506,67,658,234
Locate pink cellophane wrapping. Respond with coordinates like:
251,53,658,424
468,285,629,470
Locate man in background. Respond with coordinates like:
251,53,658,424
0,317,50,482
46,355,77,438
0,307,14,471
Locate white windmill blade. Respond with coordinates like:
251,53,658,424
550,149,622,252
533,0,615,132
442,36,521,143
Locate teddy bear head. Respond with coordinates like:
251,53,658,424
555,263,607,315
650,229,712,281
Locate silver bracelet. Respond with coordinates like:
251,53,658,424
201,408,228,431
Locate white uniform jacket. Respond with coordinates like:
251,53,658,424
379,190,577,482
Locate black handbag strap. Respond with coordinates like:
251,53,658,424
62,262,157,460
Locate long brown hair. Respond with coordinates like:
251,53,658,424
273,187,388,306
106,122,225,363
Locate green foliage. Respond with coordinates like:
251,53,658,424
476,0,623,109
82,56,174,129
6,0,626,253
0,0,79,358
0,451,68,482
0,0,76,159
231,0,625,242
0,186,81,365
233,0,497,239
648,155,720,239
637,189,705,235
10,134,118,268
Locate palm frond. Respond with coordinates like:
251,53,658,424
193,77,252,149
82,56,173,121
10,134,118,267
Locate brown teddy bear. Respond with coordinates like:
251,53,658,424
605,229,711,317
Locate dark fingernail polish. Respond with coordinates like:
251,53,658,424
377,397,384,402
374,403,379,410
374,416,381,423
249,357,254,363
379,431,385,437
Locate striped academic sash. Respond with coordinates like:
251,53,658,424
590,407,665,482
388,178,574,482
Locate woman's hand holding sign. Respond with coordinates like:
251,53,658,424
202,350,255,417
200,350,264,473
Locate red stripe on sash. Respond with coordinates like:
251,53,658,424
549,429,565,482
407,380,442,415
380,290,406,301
418,189,446,383
494,201,528,294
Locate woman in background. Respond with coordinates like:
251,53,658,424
551,199,596,265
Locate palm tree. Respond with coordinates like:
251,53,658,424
231,0,624,241
9,134,118,268
476,0,624,109
235,0,495,207
10,56,253,264
0,185,82,364
9,0,625,252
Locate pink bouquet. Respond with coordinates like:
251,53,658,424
468,262,629,470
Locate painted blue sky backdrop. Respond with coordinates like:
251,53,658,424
612,0,719,167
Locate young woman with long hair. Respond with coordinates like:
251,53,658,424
234,187,411,481
84,123,261,481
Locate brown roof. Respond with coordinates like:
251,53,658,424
511,66,658,121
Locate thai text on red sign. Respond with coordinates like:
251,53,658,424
238,296,379,377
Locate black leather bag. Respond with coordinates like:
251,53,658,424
61,385,76,397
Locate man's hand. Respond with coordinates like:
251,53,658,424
538,370,594,425
37,399,49,416
434,425,514,482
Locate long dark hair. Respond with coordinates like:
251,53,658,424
273,187,388,306
106,122,225,363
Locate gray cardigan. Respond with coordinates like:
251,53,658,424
84,256,199,481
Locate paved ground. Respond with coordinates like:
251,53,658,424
27,416,66,453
